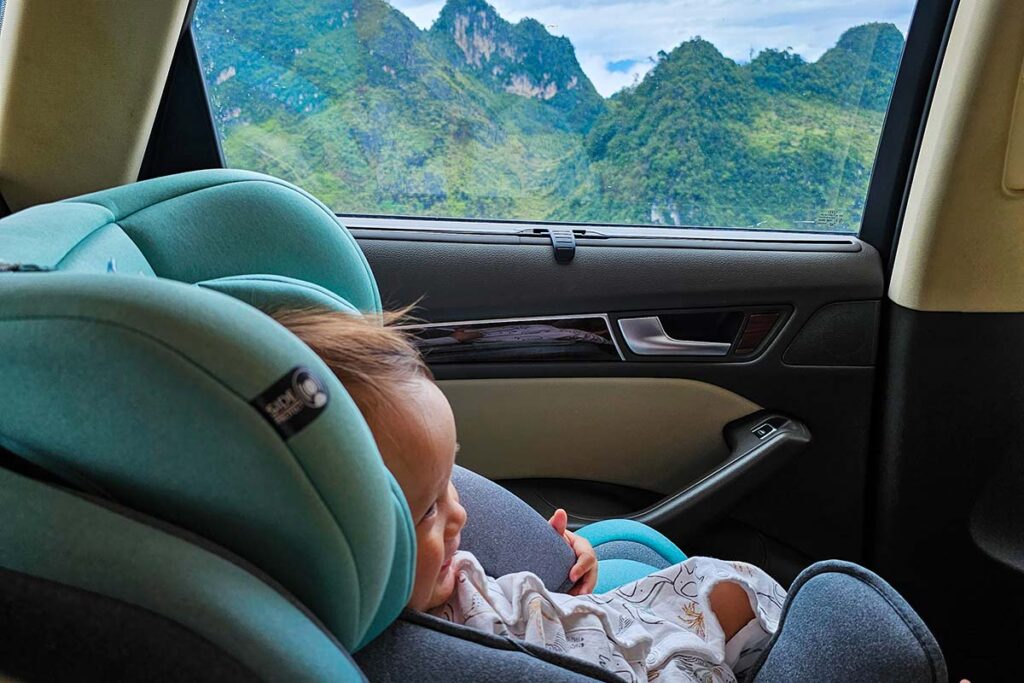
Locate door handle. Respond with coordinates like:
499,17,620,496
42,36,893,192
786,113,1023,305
618,316,731,356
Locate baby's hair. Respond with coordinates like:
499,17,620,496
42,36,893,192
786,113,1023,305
271,306,433,409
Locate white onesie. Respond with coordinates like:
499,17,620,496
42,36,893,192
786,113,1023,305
430,552,786,682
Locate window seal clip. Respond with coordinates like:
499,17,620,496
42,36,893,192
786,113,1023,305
548,229,576,265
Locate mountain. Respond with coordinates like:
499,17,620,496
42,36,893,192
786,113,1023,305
807,23,906,111
566,39,760,226
749,23,905,111
195,0,605,218
565,27,902,228
430,0,604,130
194,0,905,231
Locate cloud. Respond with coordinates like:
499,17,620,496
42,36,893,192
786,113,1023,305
388,0,916,96
394,0,445,29
579,55,652,97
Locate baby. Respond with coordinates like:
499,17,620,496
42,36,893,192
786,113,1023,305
276,308,786,682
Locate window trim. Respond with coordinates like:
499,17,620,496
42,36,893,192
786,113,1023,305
140,29,223,181
145,2,957,256
343,215,864,253
858,0,959,270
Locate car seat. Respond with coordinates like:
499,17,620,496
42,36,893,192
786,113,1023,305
0,169,684,680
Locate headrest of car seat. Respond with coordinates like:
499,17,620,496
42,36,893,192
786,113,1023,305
0,272,413,651
0,169,381,313
198,274,361,314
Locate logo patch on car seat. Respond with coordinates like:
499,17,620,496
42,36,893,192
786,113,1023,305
251,367,329,439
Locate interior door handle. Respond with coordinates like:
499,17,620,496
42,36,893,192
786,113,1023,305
618,316,732,356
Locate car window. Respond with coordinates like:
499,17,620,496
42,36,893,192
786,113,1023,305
192,0,917,233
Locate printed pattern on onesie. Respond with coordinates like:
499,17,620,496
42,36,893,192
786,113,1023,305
431,552,786,682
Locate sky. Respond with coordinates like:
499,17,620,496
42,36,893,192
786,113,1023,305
389,0,917,96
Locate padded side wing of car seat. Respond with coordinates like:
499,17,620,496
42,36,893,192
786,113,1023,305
0,466,364,682
0,273,410,651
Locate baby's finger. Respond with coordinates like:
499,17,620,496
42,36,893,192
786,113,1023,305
568,531,592,555
568,566,598,595
569,552,597,583
548,508,570,543
579,566,598,594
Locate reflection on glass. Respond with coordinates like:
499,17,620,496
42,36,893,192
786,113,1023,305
409,317,621,363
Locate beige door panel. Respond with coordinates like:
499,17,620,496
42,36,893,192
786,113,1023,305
440,378,760,495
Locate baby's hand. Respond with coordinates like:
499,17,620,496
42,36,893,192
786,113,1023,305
548,508,599,595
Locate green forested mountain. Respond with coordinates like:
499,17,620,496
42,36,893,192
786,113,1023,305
431,0,605,131
194,0,904,231
569,24,902,228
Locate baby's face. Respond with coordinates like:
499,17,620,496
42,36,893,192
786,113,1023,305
360,376,466,610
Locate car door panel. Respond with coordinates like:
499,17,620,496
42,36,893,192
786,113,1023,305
357,232,883,563
438,377,760,494
356,234,882,320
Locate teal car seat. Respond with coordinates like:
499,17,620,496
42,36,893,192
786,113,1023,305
0,169,683,681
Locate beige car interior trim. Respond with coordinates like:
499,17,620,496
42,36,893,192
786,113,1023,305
1002,58,1024,192
890,0,1024,313
440,378,760,495
0,0,190,210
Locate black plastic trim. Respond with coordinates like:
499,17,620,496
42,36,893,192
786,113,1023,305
362,238,882,324
548,228,576,264
558,412,810,536
344,213,862,240
782,300,881,368
858,0,959,268
179,0,200,37
139,28,224,181
500,479,661,522
351,227,863,252
872,303,1024,680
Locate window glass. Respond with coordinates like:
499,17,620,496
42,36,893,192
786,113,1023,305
193,0,917,232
